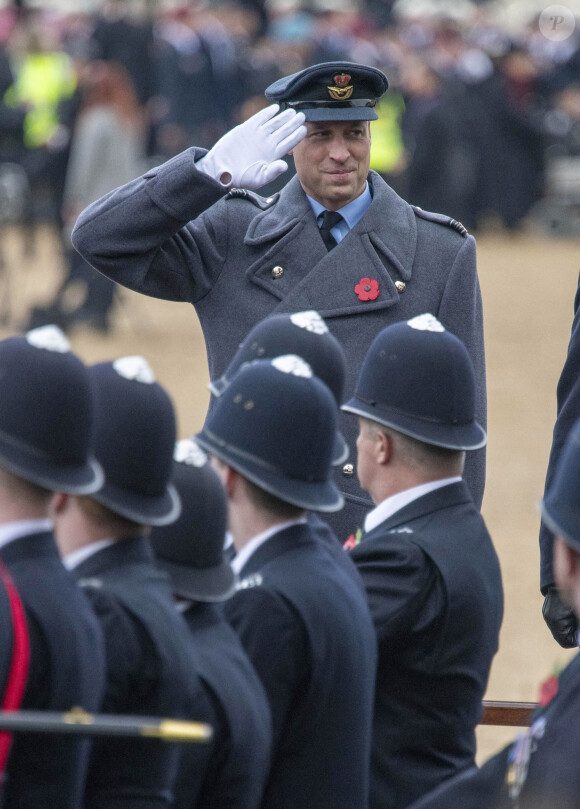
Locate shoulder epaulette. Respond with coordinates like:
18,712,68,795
411,205,469,237
226,188,278,210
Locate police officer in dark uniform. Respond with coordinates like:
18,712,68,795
405,416,580,809
151,438,273,809
195,355,377,809
0,325,106,808
342,314,503,809
52,356,211,809
71,60,486,544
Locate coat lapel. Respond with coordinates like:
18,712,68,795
244,172,418,318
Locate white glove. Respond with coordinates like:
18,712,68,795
197,104,306,189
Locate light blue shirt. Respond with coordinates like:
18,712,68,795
307,182,372,245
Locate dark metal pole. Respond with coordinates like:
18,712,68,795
0,707,213,742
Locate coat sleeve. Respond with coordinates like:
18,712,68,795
71,148,231,304
350,537,445,643
539,272,580,592
438,233,486,509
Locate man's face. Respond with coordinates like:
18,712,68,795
291,120,371,211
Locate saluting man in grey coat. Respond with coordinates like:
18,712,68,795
72,61,486,543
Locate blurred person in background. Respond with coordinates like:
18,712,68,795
27,60,147,333
4,12,76,240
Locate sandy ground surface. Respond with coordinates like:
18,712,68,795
1,221,579,763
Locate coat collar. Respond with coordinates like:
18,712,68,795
0,530,58,564
237,522,315,579
244,172,417,318
364,480,472,539
73,535,155,577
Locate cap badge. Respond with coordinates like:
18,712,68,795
328,74,353,100
113,355,156,384
354,277,379,301
272,354,313,378
290,311,328,335
26,324,70,354
407,314,445,333
174,438,208,468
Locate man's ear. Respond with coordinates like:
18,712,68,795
224,465,242,498
375,429,392,466
49,491,69,518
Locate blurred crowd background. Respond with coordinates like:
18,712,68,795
0,0,577,330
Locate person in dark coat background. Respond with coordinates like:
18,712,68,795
539,274,580,649
195,355,377,809
151,437,273,809
0,324,106,809
342,314,503,809
71,59,487,546
404,416,580,809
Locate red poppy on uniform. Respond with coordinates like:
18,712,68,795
355,278,379,301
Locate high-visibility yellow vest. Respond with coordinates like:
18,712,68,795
5,52,76,148
369,93,406,175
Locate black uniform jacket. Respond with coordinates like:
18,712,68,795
406,652,580,809
222,522,377,809
74,536,211,809
173,601,272,809
349,481,504,809
0,531,106,809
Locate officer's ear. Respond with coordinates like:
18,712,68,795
49,491,70,518
375,428,392,466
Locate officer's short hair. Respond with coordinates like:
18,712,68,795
241,477,305,521
364,418,465,473
77,496,149,536
0,466,52,504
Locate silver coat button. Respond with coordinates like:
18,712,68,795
272,266,284,279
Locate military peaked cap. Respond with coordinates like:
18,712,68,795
265,61,389,121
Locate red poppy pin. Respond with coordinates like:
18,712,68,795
354,278,379,301
343,527,363,550
538,663,562,707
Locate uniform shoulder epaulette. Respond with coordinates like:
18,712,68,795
411,205,469,237
225,188,279,210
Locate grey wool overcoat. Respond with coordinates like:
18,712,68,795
72,148,486,543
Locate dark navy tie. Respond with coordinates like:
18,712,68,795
319,210,343,251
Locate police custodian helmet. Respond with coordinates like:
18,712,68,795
265,61,389,121
89,356,181,527
151,438,235,603
0,325,103,493
208,310,349,465
197,355,343,513
342,313,486,451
